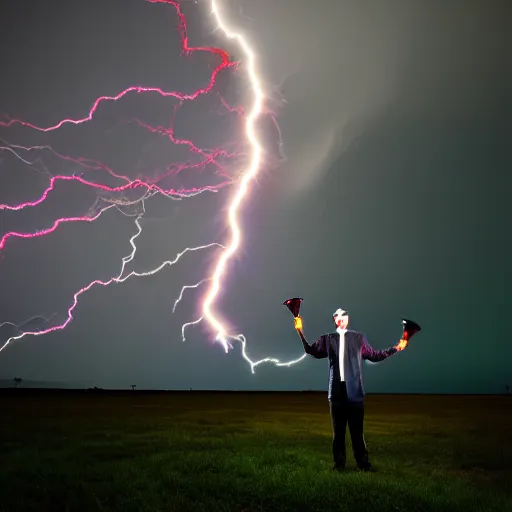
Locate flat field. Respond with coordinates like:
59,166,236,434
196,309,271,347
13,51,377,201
1,391,510,512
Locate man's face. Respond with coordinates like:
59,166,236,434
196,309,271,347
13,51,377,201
333,309,349,330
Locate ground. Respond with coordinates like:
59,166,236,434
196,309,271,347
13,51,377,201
1,391,510,512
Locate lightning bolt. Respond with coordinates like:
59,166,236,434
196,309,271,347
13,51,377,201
0,0,308,374
193,1,307,372
201,0,264,351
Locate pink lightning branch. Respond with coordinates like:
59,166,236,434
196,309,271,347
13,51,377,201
0,0,307,372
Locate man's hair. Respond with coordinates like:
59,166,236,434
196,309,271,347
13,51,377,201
333,308,348,319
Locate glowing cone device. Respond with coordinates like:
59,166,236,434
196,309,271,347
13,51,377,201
283,297,303,318
401,318,421,341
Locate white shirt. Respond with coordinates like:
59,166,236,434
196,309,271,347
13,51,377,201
336,327,347,382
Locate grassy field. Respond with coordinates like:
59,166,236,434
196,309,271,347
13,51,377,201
1,391,511,512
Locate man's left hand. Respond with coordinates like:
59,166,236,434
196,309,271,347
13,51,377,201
396,338,408,351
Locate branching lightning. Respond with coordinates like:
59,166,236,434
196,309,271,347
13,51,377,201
173,278,211,313
0,198,224,352
0,0,307,374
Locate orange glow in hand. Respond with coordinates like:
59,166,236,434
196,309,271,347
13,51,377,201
294,316,303,331
396,338,408,351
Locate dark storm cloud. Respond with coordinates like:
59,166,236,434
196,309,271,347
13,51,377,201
0,0,509,393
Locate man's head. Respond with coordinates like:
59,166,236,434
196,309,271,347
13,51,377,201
333,308,349,330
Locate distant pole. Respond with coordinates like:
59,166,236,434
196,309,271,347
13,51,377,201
131,384,136,391
13,377,22,389
506,384,510,396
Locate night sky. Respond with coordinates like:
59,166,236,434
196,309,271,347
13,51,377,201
0,0,509,393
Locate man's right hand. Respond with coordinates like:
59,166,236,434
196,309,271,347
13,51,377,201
294,316,303,332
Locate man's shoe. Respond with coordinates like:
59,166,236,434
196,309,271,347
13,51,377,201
357,462,374,472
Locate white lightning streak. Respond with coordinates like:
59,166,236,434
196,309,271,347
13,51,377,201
181,316,204,342
202,0,264,351
194,1,308,373
173,278,211,313
0,145,46,169
0,314,57,331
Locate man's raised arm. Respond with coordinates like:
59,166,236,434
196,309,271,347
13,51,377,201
295,316,328,359
361,334,408,362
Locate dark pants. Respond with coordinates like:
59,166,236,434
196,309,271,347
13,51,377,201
329,383,369,468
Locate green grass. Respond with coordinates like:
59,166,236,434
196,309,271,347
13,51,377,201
1,391,511,512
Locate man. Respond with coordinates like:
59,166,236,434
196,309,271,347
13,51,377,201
294,308,408,472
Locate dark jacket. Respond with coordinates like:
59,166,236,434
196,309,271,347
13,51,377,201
305,329,397,402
